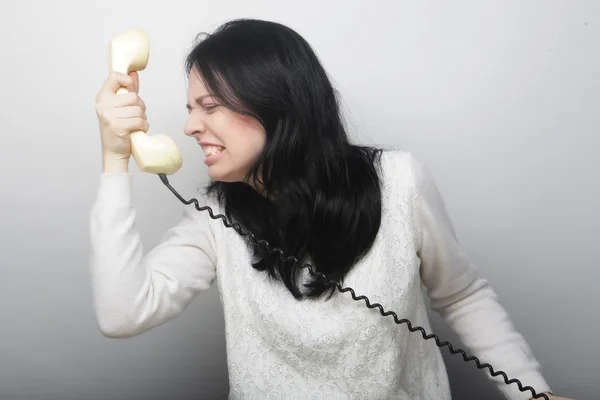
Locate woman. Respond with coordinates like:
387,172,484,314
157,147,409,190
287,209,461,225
91,18,570,399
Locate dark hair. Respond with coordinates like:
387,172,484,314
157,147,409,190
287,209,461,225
185,18,383,299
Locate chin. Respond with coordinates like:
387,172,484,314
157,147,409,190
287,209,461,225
207,168,240,183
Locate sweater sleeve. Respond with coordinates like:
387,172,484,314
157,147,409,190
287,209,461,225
410,155,552,400
89,173,217,338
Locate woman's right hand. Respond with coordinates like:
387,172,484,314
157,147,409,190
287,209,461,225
94,71,149,172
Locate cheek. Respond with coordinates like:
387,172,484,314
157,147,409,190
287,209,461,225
228,134,265,170
245,132,266,153
223,116,266,158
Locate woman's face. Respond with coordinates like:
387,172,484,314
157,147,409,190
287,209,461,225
184,68,266,184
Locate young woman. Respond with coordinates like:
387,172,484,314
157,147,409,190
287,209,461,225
91,18,571,400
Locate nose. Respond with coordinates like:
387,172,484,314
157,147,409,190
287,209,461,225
183,112,207,137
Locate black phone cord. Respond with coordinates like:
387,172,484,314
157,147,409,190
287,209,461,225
158,173,550,400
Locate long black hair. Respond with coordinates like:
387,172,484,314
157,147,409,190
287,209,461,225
185,18,383,299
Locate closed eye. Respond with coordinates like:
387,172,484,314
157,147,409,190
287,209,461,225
185,104,219,114
203,104,220,113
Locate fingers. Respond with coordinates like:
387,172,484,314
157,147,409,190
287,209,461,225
95,70,148,136
110,92,146,110
122,117,149,133
97,106,149,135
114,105,147,120
96,71,136,101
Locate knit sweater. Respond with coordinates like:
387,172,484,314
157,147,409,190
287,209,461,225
89,149,552,399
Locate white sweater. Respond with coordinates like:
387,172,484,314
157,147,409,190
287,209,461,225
89,150,552,399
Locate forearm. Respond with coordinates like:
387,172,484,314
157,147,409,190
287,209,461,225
89,174,157,337
434,278,552,400
89,173,217,338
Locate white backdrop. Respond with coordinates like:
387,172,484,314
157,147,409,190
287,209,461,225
0,1,597,399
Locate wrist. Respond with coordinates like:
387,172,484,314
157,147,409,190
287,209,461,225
102,153,130,173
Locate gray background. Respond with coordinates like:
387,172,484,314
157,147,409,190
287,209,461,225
0,1,597,399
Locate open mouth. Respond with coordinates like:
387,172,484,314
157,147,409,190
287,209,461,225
203,145,225,157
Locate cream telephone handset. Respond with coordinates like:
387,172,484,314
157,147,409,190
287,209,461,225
103,28,551,400
108,28,182,175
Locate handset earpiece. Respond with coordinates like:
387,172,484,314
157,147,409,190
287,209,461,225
108,28,183,175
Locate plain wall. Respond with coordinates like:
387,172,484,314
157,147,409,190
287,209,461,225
1,1,598,399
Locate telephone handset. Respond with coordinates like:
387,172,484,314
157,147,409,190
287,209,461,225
108,28,183,175
106,28,551,400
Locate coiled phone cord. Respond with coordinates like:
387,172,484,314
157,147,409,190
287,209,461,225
158,173,550,400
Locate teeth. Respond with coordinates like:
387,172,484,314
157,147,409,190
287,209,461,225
204,146,224,157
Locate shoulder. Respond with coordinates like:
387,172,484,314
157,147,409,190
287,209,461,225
377,148,429,191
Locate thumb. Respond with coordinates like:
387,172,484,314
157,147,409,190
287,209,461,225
97,71,134,99
128,71,139,93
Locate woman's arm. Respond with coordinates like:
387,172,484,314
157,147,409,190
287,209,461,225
89,172,218,338
409,154,553,400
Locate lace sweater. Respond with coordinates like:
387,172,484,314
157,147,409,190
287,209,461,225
89,150,551,399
